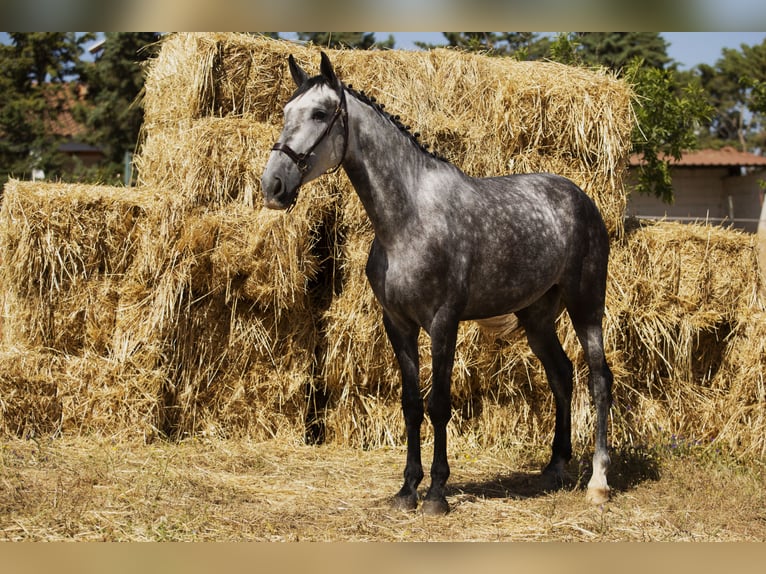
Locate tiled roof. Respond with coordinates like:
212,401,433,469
41,83,89,138
629,146,766,167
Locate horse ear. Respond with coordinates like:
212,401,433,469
288,54,308,87
319,51,341,89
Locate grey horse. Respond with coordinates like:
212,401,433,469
261,52,613,514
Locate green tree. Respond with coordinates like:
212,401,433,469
416,32,550,59
297,33,394,50
0,32,92,186
626,60,712,202
547,33,581,66
695,38,766,152
75,32,161,184
748,78,766,115
575,32,672,71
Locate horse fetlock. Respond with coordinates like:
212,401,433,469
541,459,570,491
586,452,611,504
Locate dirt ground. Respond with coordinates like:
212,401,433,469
2,435,765,542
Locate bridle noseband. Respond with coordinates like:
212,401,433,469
271,86,349,180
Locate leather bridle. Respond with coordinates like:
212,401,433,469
271,86,349,181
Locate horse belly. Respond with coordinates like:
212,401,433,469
463,235,567,318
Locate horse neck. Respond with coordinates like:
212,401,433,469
341,93,449,243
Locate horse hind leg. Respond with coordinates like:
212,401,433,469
516,287,574,490
566,294,613,505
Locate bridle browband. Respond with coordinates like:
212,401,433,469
271,85,349,180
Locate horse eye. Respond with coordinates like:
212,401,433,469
312,109,328,122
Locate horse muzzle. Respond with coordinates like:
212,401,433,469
261,172,300,211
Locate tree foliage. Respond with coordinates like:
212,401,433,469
297,33,393,50
694,38,766,152
574,32,672,71
626,60,712,202
0,33,93,186
76,32,161,184
415,32,550,59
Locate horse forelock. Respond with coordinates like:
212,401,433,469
287,75,337,104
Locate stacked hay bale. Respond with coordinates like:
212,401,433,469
0,181,164,438
129,32,638,447
1,33,764,457
110,34,344,440
605,221,766,455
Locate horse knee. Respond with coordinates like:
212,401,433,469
427,397,451,427
402,397,424,426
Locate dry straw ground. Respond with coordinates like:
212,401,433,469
2,436,766,541
1,33,766,540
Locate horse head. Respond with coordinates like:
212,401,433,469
261,52,348,210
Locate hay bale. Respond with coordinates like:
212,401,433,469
0,349,62,437
139,33,633,235
108,201,326,440
135,118,278,208
602,221,766,454
0,180,154,354
608,221,764,391
0,347,163,440
0,175,326,442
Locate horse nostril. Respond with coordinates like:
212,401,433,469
264,176,284,199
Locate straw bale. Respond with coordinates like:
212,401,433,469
108,192,331,439
0,180,155,354
135,118,279,208
607,221,764,392
0,349,62,437
598,221,766,454
148,292,315,441
0,347,163,439
139,33,633,236
55,353,164,439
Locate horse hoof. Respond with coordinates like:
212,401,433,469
541,466,568,492
391,494,418,511
421,498,450,516
586,486,611,505
541,472,564,492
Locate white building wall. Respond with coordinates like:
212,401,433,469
626,167,765,232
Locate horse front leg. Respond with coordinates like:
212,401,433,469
383,313,423,511
422,310,459,515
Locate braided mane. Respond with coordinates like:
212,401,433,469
344,84,447,163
